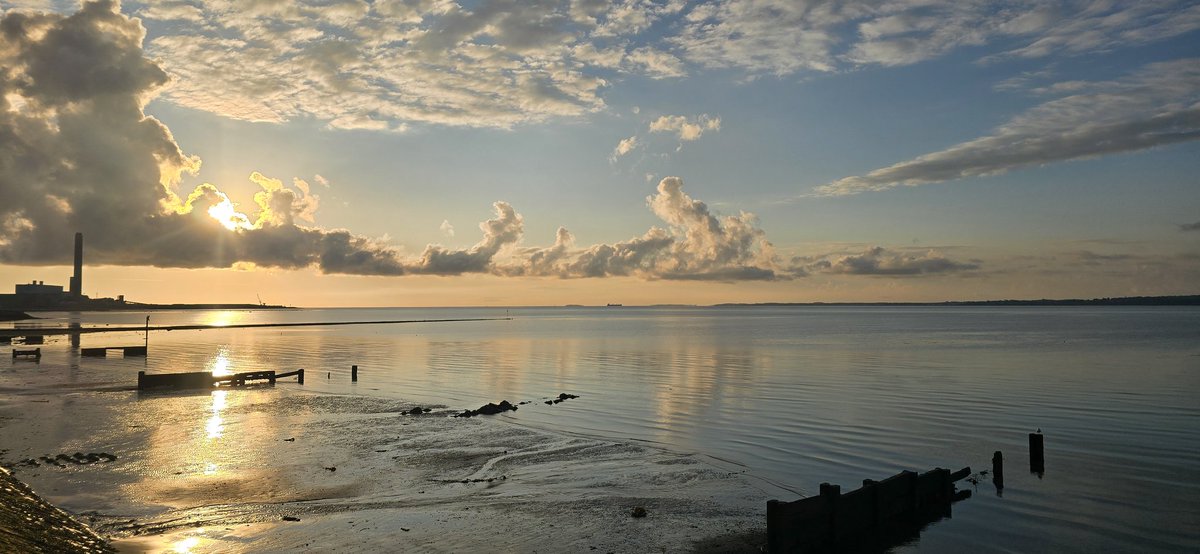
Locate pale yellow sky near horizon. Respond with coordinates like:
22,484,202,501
1,262,1192,307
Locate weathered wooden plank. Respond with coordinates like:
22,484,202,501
137,371,213,390
122,346,147,356
767,492,834,553
875,470,918,522
12,348,41,359
768,466,971,552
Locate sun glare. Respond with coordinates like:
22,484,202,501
207,196,251,231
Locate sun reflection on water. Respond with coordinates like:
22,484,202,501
172,534,201,553
202,310,243,328
207,349,233,377
206,390,226,439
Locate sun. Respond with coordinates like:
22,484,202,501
206,194,252,231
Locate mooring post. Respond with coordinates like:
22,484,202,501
297,368,305,384
819,483,841,547
992,451,1004,491
1029,432,1044,476
351,365,358,382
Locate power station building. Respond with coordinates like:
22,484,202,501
0,233,113,310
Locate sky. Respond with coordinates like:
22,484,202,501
0,0,1197,306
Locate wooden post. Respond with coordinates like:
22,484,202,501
298,368,305,384
992,451,1004,490
820,483,840,547
351,365,358,382
1029,432,1044,475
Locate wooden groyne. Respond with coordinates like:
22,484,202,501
767,466,971,552
137,369,304,391
80,346,147,357
12,348,41,360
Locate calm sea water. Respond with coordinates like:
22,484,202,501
6,306,1199,551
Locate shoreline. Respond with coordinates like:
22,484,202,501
1,317,511,338
0,467,114,553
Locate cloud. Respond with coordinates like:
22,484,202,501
1181,221,1200,232
440,219,455,237
11,1,1193,133
649,114,721,141
611,135,639,160
404,202,523,275
817,58,1200,195
671,1,1200,76
504,177,784,281
802,247,979,276
0,2,411,274
610,114,721,162
0,3,989,285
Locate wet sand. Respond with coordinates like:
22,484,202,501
0,370,772,552
0,467,114,553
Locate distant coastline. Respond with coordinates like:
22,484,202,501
2,301,293,313
120,302,293,311
713,295,1200,307
0,310,34,322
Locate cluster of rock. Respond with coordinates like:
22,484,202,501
454,400,518,418
545,393,580,405
17,452,117,468
453,392,582,417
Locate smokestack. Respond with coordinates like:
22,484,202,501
69,232,83,297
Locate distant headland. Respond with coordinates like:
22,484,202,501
714,295,1200,307
0,232,290,313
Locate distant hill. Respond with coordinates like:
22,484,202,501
715,295,1200,307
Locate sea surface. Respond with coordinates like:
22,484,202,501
4,306,1199,552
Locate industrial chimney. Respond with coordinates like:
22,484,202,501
69,232,83,297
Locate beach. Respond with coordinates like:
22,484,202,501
0,380,769,552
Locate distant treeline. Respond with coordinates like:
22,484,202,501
716,295,1200,307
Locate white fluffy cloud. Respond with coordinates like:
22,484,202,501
649,114,721,141
503,177,783,281
611,135,639,160
818,58,1200,195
